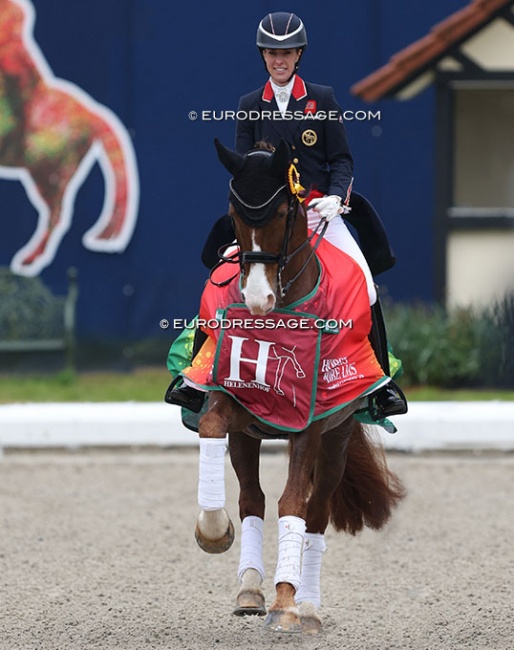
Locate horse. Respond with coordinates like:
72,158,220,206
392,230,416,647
0,0,139,276
189,138,406,634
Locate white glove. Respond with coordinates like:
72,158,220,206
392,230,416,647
308,195,343,221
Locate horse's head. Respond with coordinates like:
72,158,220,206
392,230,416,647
215,138,310,315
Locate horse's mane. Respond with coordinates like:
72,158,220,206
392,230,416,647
252,141,276,153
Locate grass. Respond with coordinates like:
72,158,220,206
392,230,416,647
0,367,171,404
0,367,513,403
404,386,514,401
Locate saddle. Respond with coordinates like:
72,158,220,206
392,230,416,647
168,191,406,431
201,190,396,276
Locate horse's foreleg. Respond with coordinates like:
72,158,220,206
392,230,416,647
194,397,234,554
194,436,235,553
229,433,266,616
16,195,62,270
16,156,83,272
265,426,321,633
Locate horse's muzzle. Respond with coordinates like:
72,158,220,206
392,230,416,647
242,290,276,316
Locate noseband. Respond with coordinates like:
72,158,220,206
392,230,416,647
210,148,327,296
211,192,328,297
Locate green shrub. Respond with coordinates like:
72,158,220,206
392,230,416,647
0,267,66,340
385,302,481,387
384,294,514,388
474,293,514,388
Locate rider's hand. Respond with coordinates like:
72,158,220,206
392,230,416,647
308,195,344,221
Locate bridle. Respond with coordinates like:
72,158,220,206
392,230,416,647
210,189,328,297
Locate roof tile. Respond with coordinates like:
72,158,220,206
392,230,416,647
351,0,513,101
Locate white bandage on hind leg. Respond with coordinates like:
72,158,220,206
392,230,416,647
295,532,327,608
198,438,227,511
274,515,306,592
238,516,265,582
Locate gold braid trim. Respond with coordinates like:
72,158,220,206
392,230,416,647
287,164,306,202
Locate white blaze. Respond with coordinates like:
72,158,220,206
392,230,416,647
243,231,276,314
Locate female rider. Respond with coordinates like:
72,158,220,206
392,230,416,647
167,12,407,419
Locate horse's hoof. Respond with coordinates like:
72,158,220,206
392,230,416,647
233,588,266,617
194,518,234,554
264,607,302,633
299,602,322,635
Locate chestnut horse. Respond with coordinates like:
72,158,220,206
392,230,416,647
192,139,405,634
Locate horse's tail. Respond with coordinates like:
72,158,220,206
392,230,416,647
81,109,139,252
329,420,406,535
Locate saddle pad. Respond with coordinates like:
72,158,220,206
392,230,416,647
212,305,321,431
181,236,388,430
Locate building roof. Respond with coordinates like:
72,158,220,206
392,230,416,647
351,0,514,101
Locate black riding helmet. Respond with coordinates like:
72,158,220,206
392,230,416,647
256,12,307,73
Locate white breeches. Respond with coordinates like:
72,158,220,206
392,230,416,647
307,208,377,305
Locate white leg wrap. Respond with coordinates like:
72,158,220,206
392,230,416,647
274,515,306,591
238,516,265,582
198,438,227,511
307,209,377,305
295,533,326,608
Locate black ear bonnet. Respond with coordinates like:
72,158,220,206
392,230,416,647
214,139,291,226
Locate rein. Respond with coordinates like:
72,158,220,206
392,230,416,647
277,210,328,297
209,196,328,296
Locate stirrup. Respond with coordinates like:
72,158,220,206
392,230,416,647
165,377,205,413
368,380,408,421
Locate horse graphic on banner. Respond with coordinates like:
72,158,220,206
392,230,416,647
271,344,306,398
0,0,139,275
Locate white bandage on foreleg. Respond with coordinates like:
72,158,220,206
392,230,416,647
295,532,326,608
198,438,227,511
274,515,306,591
238,516,265,582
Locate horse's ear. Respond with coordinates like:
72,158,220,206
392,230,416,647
214,138,245,176
269,139,291,176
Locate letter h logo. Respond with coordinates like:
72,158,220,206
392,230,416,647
226,336,274,386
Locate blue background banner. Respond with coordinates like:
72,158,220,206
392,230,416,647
0,0,467,348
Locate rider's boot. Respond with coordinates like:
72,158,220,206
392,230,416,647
367,299,408,420
165,329,208,413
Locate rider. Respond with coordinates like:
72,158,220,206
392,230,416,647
238,13,369,291
167,11,407,419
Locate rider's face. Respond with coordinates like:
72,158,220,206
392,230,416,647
262,49,301,86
